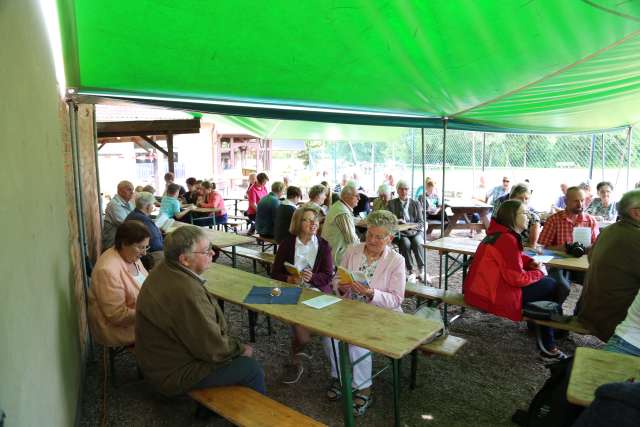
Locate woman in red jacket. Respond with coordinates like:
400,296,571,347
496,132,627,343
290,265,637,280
464,200,566,358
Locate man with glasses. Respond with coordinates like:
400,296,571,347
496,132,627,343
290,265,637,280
578,189,640,342
387,180,426,282
135,226,265,397
486,176,511,207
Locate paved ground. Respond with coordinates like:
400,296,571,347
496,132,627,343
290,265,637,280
79,229,602,426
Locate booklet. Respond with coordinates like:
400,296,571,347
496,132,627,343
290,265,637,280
284,262,302,277
336,266,369,287
532,255,554,264
302,294,341,309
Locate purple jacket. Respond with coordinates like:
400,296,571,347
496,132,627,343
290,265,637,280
272,234,334,294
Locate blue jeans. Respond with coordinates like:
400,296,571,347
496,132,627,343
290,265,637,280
192,356,266,395
604,335,640,357
522,276,561,349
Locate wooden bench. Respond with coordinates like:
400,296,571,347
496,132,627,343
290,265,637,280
224,246,275,274
222,220,244,233
522,316,591,335
253,234,279,253
189,386,326,426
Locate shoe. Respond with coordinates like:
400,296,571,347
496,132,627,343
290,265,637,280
326,379,343,401
539,347,568,360
407,273,416,282
353,391,372,416
281,363,304,385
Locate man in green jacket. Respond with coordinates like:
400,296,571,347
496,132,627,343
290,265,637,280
578,189,640,342
135,225,265,396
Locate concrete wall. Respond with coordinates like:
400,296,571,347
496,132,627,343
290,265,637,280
0,1,82,425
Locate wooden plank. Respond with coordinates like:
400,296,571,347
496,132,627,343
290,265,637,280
201,264,442,359
405,283,469,307
424,237,480,256
230,247,276,264
167,224,255,248
545,255,589,272
567,347,640,406
96,119,200,137
419,335,467,356
189,386,326,427
523,316,591,334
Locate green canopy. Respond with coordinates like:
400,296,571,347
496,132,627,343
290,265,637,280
59,0,640,132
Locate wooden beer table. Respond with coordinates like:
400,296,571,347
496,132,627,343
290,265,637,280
201,264,442,427
442,198,492,236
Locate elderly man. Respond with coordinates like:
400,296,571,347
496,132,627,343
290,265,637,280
539,186,599,301
135,226,265,396
486,176,510,206
578,190,640,342
321,183,360,264
102,180,135,251
387,180,426,282
125,191,164,270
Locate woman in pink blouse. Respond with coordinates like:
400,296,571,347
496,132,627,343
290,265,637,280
88,220,150,347
323,210,405,416
246,172,269,234
198,181,227,225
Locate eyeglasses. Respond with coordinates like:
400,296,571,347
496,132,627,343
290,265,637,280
133,244,150,253
301,217,319,224
192,244,214,255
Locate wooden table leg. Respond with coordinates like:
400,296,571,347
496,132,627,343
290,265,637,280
444,213,462,236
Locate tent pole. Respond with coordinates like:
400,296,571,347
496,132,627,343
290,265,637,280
421,128,427,283
626,126,633,190
333,140,337,186
438,118,448,290
410,129,416,196
371,143,375,193
481,132,486,172
588,134,596,181
601,133,605,181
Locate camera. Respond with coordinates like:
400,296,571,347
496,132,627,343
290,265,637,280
565,242,586,257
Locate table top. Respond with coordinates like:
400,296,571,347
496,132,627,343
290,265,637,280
167,223,255,248
424,237,589,271
191,207,221,214
355,219,420,233
444,198,492,209
201,264,442,359
224,197,247,202
567,347,640,406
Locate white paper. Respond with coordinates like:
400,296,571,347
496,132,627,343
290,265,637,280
302,294,341,309
533,255,554,264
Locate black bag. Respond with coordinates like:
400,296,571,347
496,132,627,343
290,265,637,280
512,357,583,427
522,301,562,321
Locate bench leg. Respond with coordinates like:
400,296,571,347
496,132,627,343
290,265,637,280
392,358,401,427
108,347,117,387
248,311,257,343
410,350,418,390
252,259,257,274
267,316,272,335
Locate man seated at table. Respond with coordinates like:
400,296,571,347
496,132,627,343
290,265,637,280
125,191,164,270
578,189,640,343
387,180,426,282
538,186,599,299
255,181,285,238
550,183,568,213
163,171,186,199
273,185,302,243
486,176,510,206
321,183,360,265
102,180,135,251
135,225,265,396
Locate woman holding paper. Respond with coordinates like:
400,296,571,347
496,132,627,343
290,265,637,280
272,205,334,384
323,210,405,416
463,200,567,359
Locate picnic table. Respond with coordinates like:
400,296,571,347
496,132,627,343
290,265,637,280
201,263,442,427
442,198,492,236
567,347,640,406
224,197,247,216
167,222,254,267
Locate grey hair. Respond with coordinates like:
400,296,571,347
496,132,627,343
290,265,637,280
340,183,358,199
308,184,327,200
366,210,398,235
396,179,409,191
618,189,640,220
135,191,156,210
377,183,391,196
164,225,206,262
509,183,530,199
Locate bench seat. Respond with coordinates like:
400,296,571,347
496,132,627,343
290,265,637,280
419,335,467,356
523,316,591,335
229,246,275,264
404,283,469,308
189,386,326,427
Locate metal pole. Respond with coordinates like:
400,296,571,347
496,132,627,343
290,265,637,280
371,143,376,193
421,128,428,283
481,132,486,172
438,119,448,289
410,129,416,196
588,134,596,181
333,140,337,186
92,106,103,226
626,126,633,190
601,133,605,181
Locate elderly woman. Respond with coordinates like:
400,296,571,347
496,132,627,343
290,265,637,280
308,184,328,216
464,200,566,359
321,183,361,265
88,220,150,347
372,183,391,211
125,191,164,269
323,210,405,416
272,205,334,384
586,181,617,221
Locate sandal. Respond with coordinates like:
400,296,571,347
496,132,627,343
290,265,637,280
326,379,342,401
353,391,372,416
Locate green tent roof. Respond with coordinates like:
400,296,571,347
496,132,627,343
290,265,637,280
59,0,640,132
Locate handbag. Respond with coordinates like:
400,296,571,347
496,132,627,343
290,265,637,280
522,301,564,321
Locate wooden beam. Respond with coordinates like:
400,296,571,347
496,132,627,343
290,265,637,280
96,119,200,138
167,132,175,173
98,142,106,151
140,135,169,157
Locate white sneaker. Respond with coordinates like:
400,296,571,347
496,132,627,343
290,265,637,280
407,273,416,282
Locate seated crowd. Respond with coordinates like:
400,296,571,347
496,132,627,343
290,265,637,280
89,171,640,420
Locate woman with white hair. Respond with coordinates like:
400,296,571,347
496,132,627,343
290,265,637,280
372,183,391,211
387,180,426,282
125,191,165,269
324,210,405,416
